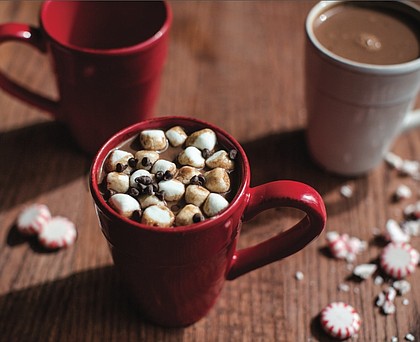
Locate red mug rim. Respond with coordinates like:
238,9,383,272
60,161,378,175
89,116,251,234
40,0,172,55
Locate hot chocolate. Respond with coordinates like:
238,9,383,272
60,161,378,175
313,1,420,65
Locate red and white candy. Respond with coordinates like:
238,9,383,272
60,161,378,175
16,204,51,236
380,242,419,279
38,216,77,250
326,231,366,262
320,302,361,340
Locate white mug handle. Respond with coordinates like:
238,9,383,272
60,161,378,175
401,109,420,132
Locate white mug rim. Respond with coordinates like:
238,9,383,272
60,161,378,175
306,0,420,75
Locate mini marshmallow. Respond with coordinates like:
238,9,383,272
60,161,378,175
204,168,230,193
139,130,168,151
106,172,129,193
138,194,165,208
129,169,154,188
175,204,203,226
185,184,210,207
178,146,205,168
135,150,159,170
175,166,201,185
158,179,185,202
203,193,229,217
402,220,420,237
141,205,174,228
205,150,234,170
108,193,140,218
104,149,134,174
186,128,217,151
165,126,188,147
151,159,177,175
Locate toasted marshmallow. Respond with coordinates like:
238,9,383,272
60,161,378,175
203,193,229,217
165,126,188,147
151,159,177,175
104,149,134,174
106,172,130,193
205,150,235,170
176,166,201,184
134,150,159,170
139,130,168,151
158,179,185,202
204,168,230,193
108,193,140,218
186,128,217,151
138,194,165,208
175,204,203,226
141,205,174,228
185,184,210,207
178,146,205,168
129,169,154,188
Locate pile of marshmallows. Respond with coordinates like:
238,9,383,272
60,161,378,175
101,126,237,227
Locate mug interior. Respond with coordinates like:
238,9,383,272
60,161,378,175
90,116,249,233
41,1,170,51
306,0,420,74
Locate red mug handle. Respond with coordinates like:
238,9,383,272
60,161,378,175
227,180,326,280
0,23,58,114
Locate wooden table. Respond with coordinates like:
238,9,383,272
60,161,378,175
1,1,419,341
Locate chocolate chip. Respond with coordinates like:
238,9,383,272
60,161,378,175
128,158,138,168
192,213,203,223
155,190,165,201
116,163,128,172
127,187,140,197
135,175,152,185
229,149,238,160
146,184,154,195
103,189,116,200
190,174,205,186
163,170,173,181
155,171,164,182
202,148,212,159
132,209,142,221
141,157,151,167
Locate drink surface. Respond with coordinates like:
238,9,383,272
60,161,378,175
313,2,420,65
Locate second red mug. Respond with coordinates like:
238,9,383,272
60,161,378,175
0,1,172,154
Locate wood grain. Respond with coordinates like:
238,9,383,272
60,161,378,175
0,1,419,341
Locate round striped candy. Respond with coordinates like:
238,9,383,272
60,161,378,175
16,204,51,236
320,302,361,340
380,242,419,279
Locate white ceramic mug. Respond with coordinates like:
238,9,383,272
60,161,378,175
305,0,420,176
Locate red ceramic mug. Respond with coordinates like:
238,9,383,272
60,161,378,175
89,116,327,327
0,1,171,154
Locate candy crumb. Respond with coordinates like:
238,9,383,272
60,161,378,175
295,271,304,281
405,333,415,341
340,185,353,198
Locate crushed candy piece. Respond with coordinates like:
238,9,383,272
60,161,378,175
326,231,366,262
385,219,410,243
353,263,377,279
